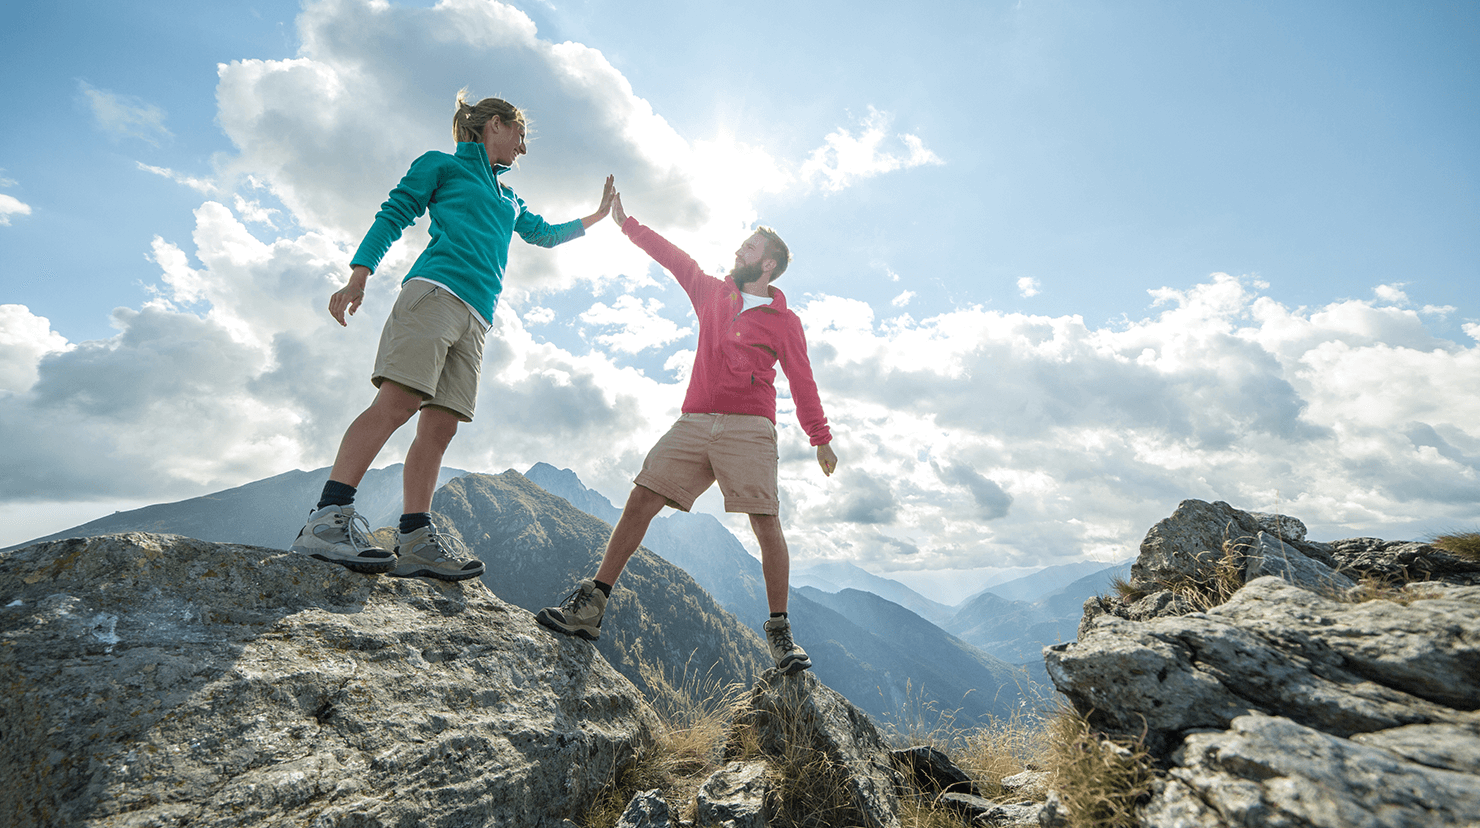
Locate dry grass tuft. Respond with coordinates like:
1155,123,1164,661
1431,531,1480,562
1341,573,1444,606
1042,708,1155,828
1148,539,1249,611
580,657,747,828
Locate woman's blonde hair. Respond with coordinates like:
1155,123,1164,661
452,88,524,143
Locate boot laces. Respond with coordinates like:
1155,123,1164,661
768,622,796,653
562,585,594,614
335,509,375,554
419,526,472,563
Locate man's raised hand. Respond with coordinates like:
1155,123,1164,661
611,192,627,226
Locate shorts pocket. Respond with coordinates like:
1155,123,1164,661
404,282,441,313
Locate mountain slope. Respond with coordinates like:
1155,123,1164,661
961,559,1128,605
431,471,771,703
2,464,467,553
793,561,954,623
521,463,1040,726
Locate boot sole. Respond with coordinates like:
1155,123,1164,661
777,655,812,675
387,566,484,582
305,552,395,574
536,609,600,641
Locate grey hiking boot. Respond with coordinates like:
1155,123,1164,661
764,616,812,675
536,579,607,641
290,505,395,574
391,525,485,582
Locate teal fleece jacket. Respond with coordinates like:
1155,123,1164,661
350,142,584,325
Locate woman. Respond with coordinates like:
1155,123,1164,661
290,90,614,581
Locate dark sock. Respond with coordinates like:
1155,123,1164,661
593,579,613,598
399,512,432,534
770,612,787,619
317,480,356,510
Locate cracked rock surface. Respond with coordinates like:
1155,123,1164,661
0,532,656,828
1048,499,1480,828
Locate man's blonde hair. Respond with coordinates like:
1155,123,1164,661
452,89,524,143
755,226,791,280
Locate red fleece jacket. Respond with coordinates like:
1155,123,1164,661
624,217,832,446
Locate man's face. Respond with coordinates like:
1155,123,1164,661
731,232,770,285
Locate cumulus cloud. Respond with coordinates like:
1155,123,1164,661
79,82,172,146
800,106,943,193
578,294,692,354
0,194,31,226
1017,276,1040,298
0,306,71,393
769,273,1480,572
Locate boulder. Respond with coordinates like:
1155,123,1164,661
0,533,657,828
694,761,767,828
617,788,673,828
730,669,902,828
1048,577,1480,755
1141,712,1480,827
1328,537,1480,587
1243,531,1355,594
890,745,977,795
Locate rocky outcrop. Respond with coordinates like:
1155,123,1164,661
0,532,656,828
1048,499,1480,827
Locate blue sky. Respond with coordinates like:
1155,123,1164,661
2,0,1477,601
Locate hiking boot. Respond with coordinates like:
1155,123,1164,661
290,505,395,574
390,525,486,582
764,616,812,675
536,579,607,641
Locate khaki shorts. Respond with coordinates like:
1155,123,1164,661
634,413,780,514
371,280,485,422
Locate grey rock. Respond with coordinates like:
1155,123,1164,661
1131,499,1262,589
0,532,657,828
1329,537,1480,587
999,770,1049,798
891,745,977,795
1125,590,1196,622
1037,791,1069,828
618,788,674,828
1248,510,1307,543
1156,713,1480,827
732,669,902,828
1349,722,1480,775
983,801,1046,827
695,761,768,828
1244,531,1355,595
935,791,996,821
1047,577,1480,754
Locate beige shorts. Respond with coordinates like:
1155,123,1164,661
371,280,485,422
634,413,780,514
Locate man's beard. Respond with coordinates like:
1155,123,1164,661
731,260,765,288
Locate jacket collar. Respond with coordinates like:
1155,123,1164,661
455,141,511,175
726,276,788,311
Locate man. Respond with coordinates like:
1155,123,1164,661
537,191,837,675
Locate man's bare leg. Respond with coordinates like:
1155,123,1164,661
749,513,790,614
327,381,424,488
403,406,460,513
594,485,669,585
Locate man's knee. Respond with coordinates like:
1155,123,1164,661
417,406,461,446
373,380,425,423
625,484,669,517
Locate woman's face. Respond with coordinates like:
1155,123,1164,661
482,117,526,167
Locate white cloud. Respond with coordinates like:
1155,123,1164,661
1017,276,1041,298
578,294,692,354
1374,283,1409,304
0,306,71,393
79,82,172,146
800,106,943,193
522,306,556,326
137,163,218,194
0,194,31,225
891,290,914,308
